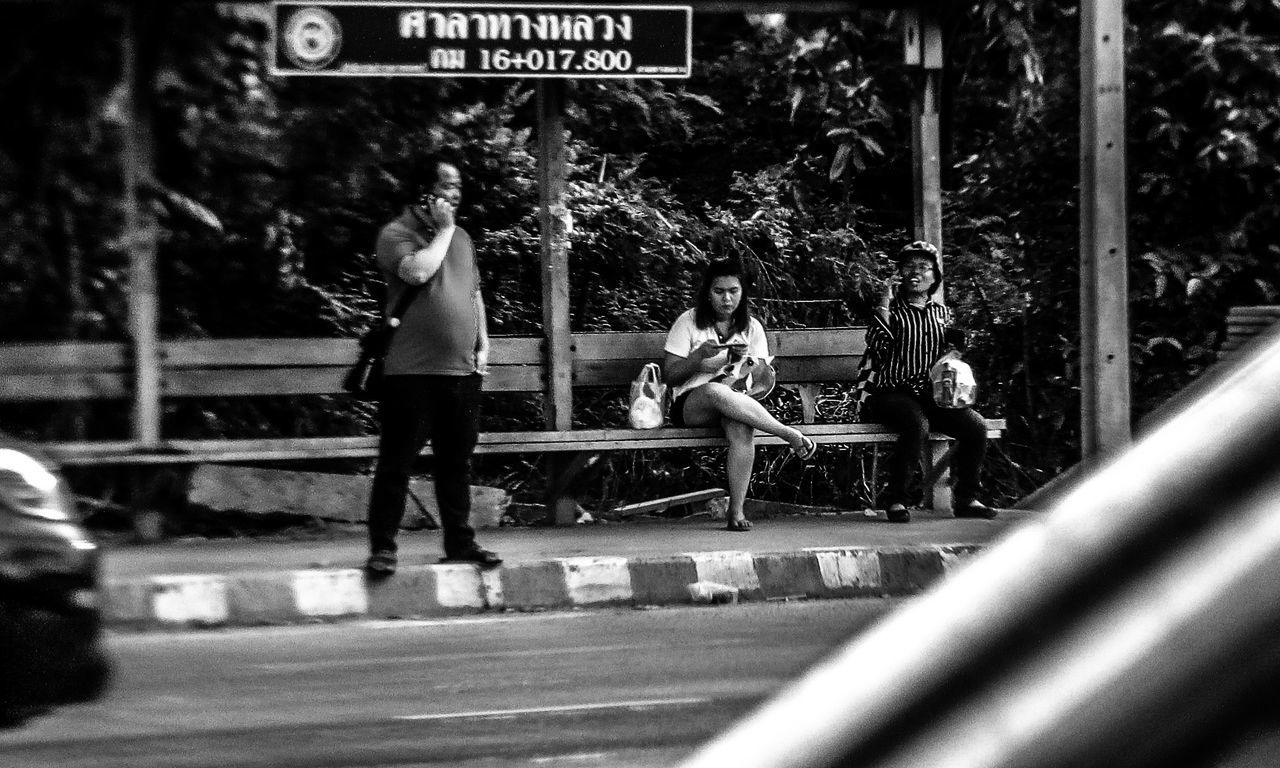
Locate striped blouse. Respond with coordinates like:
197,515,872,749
865,299,953,395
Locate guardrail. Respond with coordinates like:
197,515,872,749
679,319,1280,768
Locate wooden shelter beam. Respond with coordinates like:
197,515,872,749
537,80,573,432
1079,0,1131,461
904,6,944,300
537,79,580,525
121,0,162,448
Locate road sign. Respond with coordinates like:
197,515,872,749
271,2,692,78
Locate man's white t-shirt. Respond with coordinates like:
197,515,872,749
663,309,769,399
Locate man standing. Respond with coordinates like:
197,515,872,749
365,152,501,575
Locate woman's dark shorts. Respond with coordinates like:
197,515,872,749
669,391,692,427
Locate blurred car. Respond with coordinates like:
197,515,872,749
0,433,109,716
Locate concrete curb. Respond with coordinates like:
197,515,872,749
102,545,984,631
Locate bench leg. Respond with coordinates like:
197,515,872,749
129,467,186,543
923,440,955,512
544,452,599,525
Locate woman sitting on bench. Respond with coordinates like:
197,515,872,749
663,258,818,531
866,241,996,523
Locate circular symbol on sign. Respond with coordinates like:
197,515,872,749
282,7,342,70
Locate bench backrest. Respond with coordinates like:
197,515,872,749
1219,306,1280,362
0,327,869,402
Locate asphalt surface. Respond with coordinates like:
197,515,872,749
1,601,898,768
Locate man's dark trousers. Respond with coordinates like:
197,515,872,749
867,388,987,508
368,373,481,557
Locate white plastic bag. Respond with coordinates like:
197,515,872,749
628,362,667,428
929,351,977,408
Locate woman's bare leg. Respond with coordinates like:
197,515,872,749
681,383,808,452
722,418,755,523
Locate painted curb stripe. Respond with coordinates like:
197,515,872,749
434,564,487,609
877,549,947,594
938,545,982,574
806,548,884,591
480,567,505,609
292,569,368,616
107,545,983,630
684,550,761,592
558,556,634,605
151,574,229,625
625,555,699,605
499,561,571,608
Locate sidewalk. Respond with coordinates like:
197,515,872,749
100,508,1033,631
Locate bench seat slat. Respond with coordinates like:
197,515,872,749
42,420,1005,465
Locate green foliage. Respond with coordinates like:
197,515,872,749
1124,2,1280,420
4,2,1280,509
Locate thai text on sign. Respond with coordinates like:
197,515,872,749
271,3,692,78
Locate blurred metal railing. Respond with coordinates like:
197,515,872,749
678,320,1280,768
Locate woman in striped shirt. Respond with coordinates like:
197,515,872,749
865,241,995,523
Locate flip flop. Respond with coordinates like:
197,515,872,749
726,517,753,531
792,435,818,461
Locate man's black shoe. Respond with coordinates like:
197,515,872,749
365,550,397,576
954,500,998,519
886,504,911,524
440,547,503,567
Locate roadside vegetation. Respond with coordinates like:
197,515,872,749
2,1,1277,513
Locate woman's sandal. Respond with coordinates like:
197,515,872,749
791,435,818,461
726,517,753,532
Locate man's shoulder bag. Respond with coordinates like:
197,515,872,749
342,285,423,401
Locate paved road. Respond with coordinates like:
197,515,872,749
0,600,898,768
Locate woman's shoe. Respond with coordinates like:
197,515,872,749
792,435,818,461
886,503,911,524
954,499,998,519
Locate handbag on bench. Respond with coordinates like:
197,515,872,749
627,362,667,429
710,349,777,401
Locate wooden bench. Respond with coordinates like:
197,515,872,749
0,328,1004,518
1218,305,1280,362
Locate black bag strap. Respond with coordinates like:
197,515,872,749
387,282,425,325
389,209,439,326
357,282,424,355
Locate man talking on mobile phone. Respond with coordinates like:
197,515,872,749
364,150,501,576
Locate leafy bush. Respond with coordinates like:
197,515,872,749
4,2,1279,512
